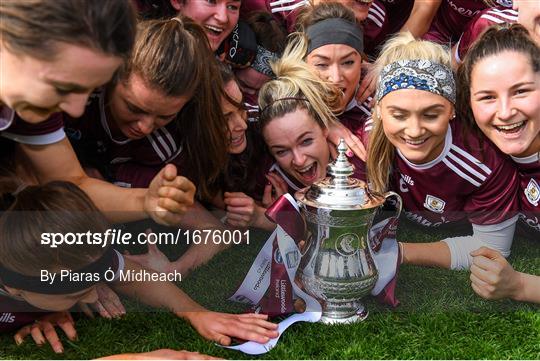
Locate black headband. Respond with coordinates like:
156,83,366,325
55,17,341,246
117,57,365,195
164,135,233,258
306,18,364,55
0,248,118,294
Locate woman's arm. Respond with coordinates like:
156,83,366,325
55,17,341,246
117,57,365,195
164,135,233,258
18,139,195,225
111,259,279,345
470,246,540,303
400,0,442,38
402,216,518,270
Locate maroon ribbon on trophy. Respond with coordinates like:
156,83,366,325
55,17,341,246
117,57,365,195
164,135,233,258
265,195,306,241
226,194,321,354
257,195,306,316
258,237,294,316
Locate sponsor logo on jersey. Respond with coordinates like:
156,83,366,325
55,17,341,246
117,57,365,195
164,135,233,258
399,173,414,192
424,195,446,213
525,178,540,207
0,312,15,323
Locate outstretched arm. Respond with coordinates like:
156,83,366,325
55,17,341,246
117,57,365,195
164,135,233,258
470,246,540,303
19,139,195,225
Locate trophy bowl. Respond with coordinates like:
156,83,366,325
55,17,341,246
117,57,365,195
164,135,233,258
294,140,397,324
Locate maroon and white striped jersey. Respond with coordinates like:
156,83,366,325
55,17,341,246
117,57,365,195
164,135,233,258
64,89,183,186
0,106,65,145
454,6,517,64
512,154,540,234
391,119,519,227
423,0,492,45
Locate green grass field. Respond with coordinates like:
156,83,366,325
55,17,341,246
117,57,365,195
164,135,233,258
1,222,539,360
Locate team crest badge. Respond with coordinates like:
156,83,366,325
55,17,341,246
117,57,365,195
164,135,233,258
524,178,539,207
424,195,446,213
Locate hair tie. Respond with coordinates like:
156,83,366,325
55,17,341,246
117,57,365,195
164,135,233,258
170,17,183,26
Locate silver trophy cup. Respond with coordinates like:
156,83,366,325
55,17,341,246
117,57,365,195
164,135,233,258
295,140,401,324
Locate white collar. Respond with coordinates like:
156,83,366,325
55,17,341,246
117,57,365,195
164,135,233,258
397,126,453,170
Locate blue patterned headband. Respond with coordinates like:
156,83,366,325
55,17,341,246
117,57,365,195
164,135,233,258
375,59,456,104
251,45,278,77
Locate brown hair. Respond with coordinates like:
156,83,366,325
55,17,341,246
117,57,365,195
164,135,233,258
118,16,230,201
457,24,540,132
217,63,266,195
245,11,287,54
0,0,136,60
367,32,452,193
0,181,109,276
297,1,357,32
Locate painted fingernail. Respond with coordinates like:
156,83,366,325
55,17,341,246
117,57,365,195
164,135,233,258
346,150,354,157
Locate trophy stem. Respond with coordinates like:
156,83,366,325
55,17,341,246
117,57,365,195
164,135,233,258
319,301,369,324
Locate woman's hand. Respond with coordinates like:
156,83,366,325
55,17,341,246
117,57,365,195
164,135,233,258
186,311,279,346
98,348,222,360
356,61,376,105
470,247,522,300
327,122,367,161
223,192,259,228
262,172,289,208
146,164,196,226
124,246,173,275
14,312,77,354
78,283,126,319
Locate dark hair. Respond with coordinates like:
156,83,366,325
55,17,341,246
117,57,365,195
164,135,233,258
245,11,287,54
0,181,109,276
218,63,265,195
297,1,357,31
457,24,540,133
118,16,211,97
0,0,136,60
132,0,176,20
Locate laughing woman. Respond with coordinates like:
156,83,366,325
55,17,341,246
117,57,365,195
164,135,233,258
457,24,540,303
219,40,369,230
0,0,195,226
366,32,520,271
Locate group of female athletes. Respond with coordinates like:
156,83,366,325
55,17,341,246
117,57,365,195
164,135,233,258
0,0,538,358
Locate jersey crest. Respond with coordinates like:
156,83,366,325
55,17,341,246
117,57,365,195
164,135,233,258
424,194,446,213
525,178,540,207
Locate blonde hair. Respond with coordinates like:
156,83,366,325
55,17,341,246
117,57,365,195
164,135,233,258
258,33,342,130
367,32,452,193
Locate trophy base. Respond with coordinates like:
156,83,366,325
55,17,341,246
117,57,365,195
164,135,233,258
319,304,369,324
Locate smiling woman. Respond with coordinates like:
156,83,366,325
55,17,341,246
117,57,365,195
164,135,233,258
0,0,197,231
0,0,135,124
170,0,241,51
454,25,540,304
64,16,228,203
367,31,520,271
458,24,540,236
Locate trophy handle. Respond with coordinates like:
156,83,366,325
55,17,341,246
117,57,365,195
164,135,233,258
383,191,402,219
367,191,403,252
